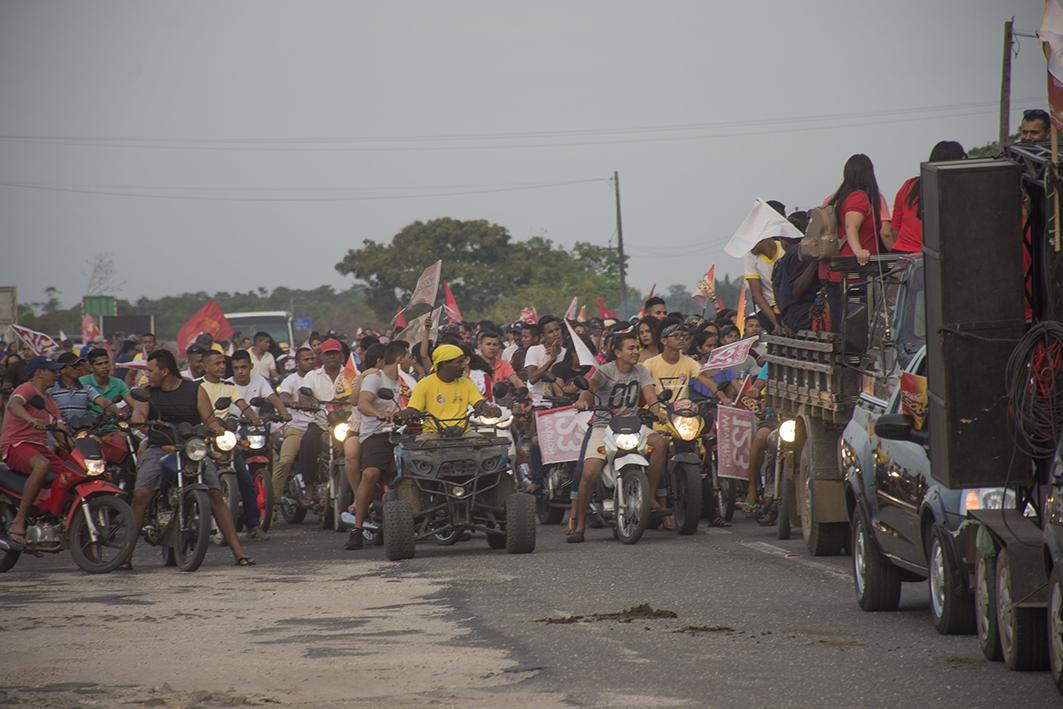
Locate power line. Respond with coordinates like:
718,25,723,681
0,98,1041,153
0,177,609,202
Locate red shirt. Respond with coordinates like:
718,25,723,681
490,357,516,385
0,382,62,459
818,190,880,282
891,178,922,253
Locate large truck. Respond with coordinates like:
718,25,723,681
224,311,295,352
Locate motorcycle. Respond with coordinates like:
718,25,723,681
238,411,277,533
131,389,232,572
0,406,137,574
754,419,798,536
660,398,707,534
522,373,586,525
382,406,535,561
279,387,351,531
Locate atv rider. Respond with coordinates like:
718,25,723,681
396,344,501,433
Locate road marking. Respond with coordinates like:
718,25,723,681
742,541,851,581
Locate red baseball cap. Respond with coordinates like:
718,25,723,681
320,339,342,353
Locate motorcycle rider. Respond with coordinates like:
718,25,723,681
273,347,325,504
345,341,417,550
0,355,67,548
48,352,117,423
567,332,665,543
127,332,157,388
293,338,348,497
478,329,524,392
81,348,138,419
249,331,279,382
128,349,255,566
180,344,207,381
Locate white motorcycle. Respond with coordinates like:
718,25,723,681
584,406,658,544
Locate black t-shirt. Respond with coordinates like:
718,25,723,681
772,247,818,332
146,380,201,446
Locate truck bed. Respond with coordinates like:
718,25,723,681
764,330,861,426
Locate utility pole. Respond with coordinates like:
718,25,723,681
613,170,627,317
999,19,1014,148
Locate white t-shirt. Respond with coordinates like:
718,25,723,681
249,350,277,379
502,342,518,363
743,240,785,309
357,369,415,442
230,373,275,417
524,344,567,406
278,369,335,430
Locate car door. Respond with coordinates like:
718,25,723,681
871,350,929,565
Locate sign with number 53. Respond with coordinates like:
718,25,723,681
536,406,593,465
716,405,756,480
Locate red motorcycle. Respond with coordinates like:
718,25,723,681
0,404,137,574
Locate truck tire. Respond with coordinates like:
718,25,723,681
997,547,1049,671
383,499,415,561
852,506,901,611
976,554,1003,661
799,454,846,556
927,524,975,635
1049,570,1063,692
673,464,702,535
505,493,536,553
777,472,794,541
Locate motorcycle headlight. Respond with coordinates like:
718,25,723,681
185,438,208,461
85,459,106,476
215,430,238,452
670,415,703,441
613,432,641,451
246,434,267,449
779,419,797,444
332,422,351,443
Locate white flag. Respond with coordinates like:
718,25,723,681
723,199,803,258
564,319,597,368
564,296,579,321
407,260,442,310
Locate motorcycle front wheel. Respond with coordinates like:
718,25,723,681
174,489,212,572
281,478,307,524
614,467,651,544
252,465,274,532
68,494,138,574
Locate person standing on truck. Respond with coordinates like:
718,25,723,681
1019,108,1051,143
742,200,788,334
884,141,967,253
819,154,884,329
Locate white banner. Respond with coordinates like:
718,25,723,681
536,405,593,465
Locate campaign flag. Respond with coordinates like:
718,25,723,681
564,319,597,367
519,307,538,324
535,406,593,465
717,295,726,311
343,352,360,384
11,324,60,356
577,305,587,322
407,260,442,310
692,265,717,307
595,297,617,320
724,198,803,258
900,372,929,430
1041,0,1063,130
701,336,758,372
564,296,579,321
392,306,408,330
394,306,443,343
735,282,748,336
443,281,463,323
81,314,102,344
176,299,232,353
638,284,656,318
716,405,756,480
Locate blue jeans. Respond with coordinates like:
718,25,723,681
569,426,594,501
233,454,261,530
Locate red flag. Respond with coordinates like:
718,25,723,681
81,314,101,344
343,353,360,383
443,281,463,322
392,306,408,329
176,299,232,353
518,307,538,324
638,284,657,318
595,298,617,320
692,266,717,307
11,324,60,356
577,305,587,322
717,295,726,311
407,260,442,310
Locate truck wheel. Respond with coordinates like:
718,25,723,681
852,506,901,611
383,499,415,561
777,472,794,540
1049,570,1063,692
674,464,702,535
536,496,565,525
976,554,1003,661
927,524,975,635
505,493,536,554
997,547,1049,671
800,460,846,556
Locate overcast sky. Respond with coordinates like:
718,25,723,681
0,0,1047,312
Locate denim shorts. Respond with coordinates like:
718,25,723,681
136,446,220,491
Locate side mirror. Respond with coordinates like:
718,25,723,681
176,422,194,438
515,386,530,399
249,396,266,407
214,397,232,411
29,395,46,410
130,388,151,403
540,371,557,384
657,388,674,403
572,376,590,391
492,382,511,399
298,386,314,398
875,413,927,444
376,388,395,400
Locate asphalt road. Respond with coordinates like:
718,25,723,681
1,511,1056,708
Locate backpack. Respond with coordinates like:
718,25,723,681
798,204,839,260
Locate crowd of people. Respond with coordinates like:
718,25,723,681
0,110,1051,564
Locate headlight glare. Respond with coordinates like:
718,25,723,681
246,434,267,449
185,438,208,461
215,430,238,452
85,459,106,476
332,422,351,442
614,432,641,451
779,419,797,444
671,415,703,441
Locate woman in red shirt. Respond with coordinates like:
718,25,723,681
886,141,967,253
819,154,884,328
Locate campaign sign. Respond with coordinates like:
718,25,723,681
536,406,593,465
716,405,756,480
702,336,758,372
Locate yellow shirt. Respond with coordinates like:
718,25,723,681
643,353,702,405
198,378,242,420
409,374,483,431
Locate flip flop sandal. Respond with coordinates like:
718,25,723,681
565,531,585,544
7,530,27,549
235,556,256,566
707,517,732,528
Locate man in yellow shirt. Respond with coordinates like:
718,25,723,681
402,344,499,432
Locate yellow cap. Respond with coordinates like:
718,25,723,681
431,343,465,366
